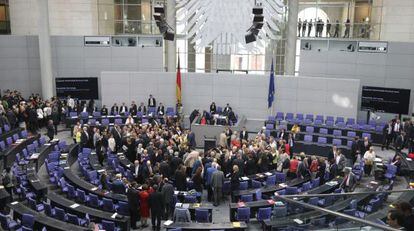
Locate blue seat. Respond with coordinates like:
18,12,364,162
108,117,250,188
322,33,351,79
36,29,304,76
317,137,327,144
67,213,88,226
184,195,197,203
173,208,191,222
308,197,319,206
67,184,77,199
304,135,312,142
239,181,248,190
384,164,397,180
255,189,262,201
88,194,100,208
27,197,44,212
117,201,129,216
272,205,287,218
275,172,286,183
235,207,250,223
43,203,55,217
102,198,115,212
300,182,312,192
251,180,261,189
319,128,328,134
318,195,334,207
276,112,284,121
265,175,276,186
21,214,34,229
240,194,253,202
285,113,294,122
362,132,371,140
0,141,5,151
100,220,120,231
326,120,334,126
333,130,342,136
364,197,381,213
0,212,19,230
332,139,342,146
76,189,89,203
347,131,356,137
257,207,272,221
54,207,67,221
285,187,298,195
195,209,210,223
314,120,323,125
305,126,314,133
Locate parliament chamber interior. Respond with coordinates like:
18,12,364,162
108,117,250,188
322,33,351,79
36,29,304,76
0,0,413,230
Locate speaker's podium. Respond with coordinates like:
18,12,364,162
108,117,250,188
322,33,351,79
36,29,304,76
204,136,216,153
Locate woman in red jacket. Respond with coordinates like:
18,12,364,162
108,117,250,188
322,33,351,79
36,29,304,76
139,184,150,228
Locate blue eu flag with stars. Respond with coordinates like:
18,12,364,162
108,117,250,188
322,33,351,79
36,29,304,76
268,59,275,109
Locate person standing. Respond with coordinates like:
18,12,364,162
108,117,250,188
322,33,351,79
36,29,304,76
139,184,150,228
363,147,375,176
211,165,224,206
394,132,405,158
148,185,164,231
161,178,174,219
230,165,240,202
326,19,332,37
307,19,313,37
46,120,55,141
333,20,340,37
148,94,157,108
302,19,307,37
127,182,140,229
344,19,351,38
2,167,16,198
298,18,302,37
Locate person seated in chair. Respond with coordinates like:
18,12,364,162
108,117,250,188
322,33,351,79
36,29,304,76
157,103,165,116
110,103,119,115
138,102,147,115
129,101,138,116
210,102,217,114
223,103,232,115
340,167,356,192
119,102,128,115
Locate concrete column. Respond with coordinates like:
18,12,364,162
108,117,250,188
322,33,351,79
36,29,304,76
285,0,299,75
166,0,176,72
38,0,54,99
205,47,212,73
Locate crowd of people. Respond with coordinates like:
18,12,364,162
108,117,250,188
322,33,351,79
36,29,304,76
297,18,371,39
0,90,62,140
1,89,413,230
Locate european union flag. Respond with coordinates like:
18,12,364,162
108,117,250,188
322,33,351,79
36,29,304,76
268,59,275,109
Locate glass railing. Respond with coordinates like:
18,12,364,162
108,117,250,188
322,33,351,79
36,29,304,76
297,22,381,40
114,20,160,35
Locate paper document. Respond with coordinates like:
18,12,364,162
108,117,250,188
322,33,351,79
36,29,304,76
163,220,173,226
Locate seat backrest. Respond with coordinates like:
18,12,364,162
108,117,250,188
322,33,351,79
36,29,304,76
237,207,250,219
317,137,327,144
55,207,66,220
319,128,328,134
195,209,209,222
275,173,286,183
102,220,115,231
22,214,34,227
0,213,8,228
266,175,276,185
240,194,253,202
174,208,190,222
304,135,313,142
333,130,342,136
44,203,53,216
305,126,314,133
332,139,342,146
67,213,79,225
255,189,262,201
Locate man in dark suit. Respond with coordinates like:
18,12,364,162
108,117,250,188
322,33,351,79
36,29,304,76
223,103,232,115
278,129,288,141
340,167,356,192
187,130,196,149
138,102,147,114
327,145,337,163
110,103,119,115
119,102,128,115
157,103,165,116
161,178,174,219
394,132,405,157
101,105,108,116
239,127,248,141
382,120,394,150
351,136,360,164
46,120,55,141
127,182,140,229
210,102,217,114
111,125,122,152
211,165,224,206
148,95,156,107
148,184,164,231
129,101,137,116
80,126,91,149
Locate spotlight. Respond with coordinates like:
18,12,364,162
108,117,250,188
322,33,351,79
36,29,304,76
245,33,256,44
164,31,175,41
154,6,165,14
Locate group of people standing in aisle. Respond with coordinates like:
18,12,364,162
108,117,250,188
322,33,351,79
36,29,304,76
298,18,351,38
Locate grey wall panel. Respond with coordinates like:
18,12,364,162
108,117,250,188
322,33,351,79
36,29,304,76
0,48,28,58
299,40,414,116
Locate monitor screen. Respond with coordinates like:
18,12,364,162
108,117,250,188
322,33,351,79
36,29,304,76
361,86,411,114
55,77,99,100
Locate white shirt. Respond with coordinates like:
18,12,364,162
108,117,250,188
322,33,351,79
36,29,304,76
394,123,400,132
108,137,116,152
363,151,375,162
67,98,75,108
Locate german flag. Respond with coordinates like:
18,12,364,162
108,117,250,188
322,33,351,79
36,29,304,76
176,56,182,105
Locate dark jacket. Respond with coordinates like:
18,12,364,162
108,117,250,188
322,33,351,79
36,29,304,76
148,191,164,215
127,187,139,211
230,171,240,191
175,170,187,191
161,182,174,204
